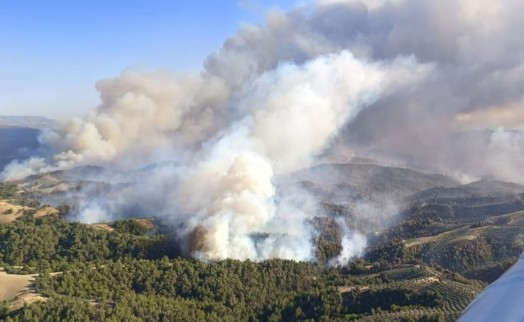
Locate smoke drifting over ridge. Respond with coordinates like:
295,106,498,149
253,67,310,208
3,0,524,261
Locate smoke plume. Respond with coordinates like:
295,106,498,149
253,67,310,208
3,0,524,262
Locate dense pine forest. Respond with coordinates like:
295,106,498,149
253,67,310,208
1,214,477,321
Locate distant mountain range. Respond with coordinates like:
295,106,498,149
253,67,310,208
0,116,49,172
0,115,54,130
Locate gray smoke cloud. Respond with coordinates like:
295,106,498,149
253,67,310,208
319,0,524,182
17,52,422,262
2,0,523,261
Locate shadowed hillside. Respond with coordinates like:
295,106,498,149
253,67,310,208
289,161,459,204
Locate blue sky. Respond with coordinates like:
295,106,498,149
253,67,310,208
0,0,296,118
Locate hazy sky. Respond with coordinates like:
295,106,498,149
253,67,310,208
0,0,295,118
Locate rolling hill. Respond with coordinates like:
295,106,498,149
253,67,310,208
1,158,524,320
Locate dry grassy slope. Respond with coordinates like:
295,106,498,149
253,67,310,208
0,268,50,311
0,200,59,224
15,168,120,210
18,174,80,197
132,218,155,230
89,218,156,232
0,201,32,224
0,269,36,301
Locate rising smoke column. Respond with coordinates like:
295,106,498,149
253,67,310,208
1,51,429,261
18,0,524,261
170,52,430,260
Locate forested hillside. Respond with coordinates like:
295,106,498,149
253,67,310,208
0,215,482,322
1,168,523,321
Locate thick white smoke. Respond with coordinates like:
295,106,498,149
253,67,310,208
330,217,367,266
4,0,523,262
2,49,428,261
168,52,429,260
